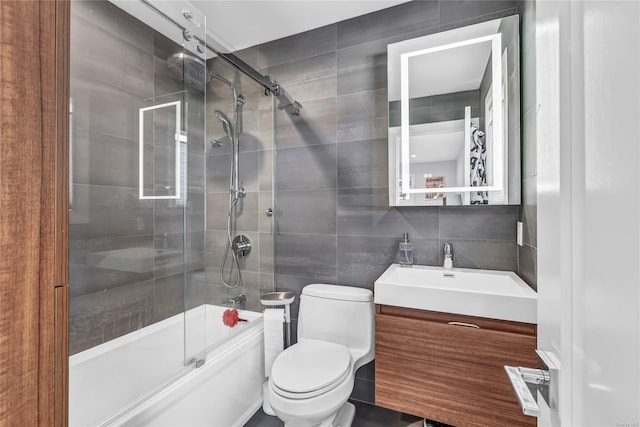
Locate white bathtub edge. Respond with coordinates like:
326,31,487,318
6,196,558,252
111,317,266,427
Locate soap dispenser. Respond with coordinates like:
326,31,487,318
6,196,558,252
398,232,414,266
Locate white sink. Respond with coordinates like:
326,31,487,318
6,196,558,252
374,264,537,324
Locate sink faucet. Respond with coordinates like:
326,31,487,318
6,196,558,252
443,243,453,270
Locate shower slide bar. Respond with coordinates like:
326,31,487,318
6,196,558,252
119,0,302,115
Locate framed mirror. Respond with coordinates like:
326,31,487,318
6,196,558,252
388,15,520,206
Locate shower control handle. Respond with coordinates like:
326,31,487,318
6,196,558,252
232,235,252,258
265,208,273,217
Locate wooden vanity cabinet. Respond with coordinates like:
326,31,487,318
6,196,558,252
375,305,537,427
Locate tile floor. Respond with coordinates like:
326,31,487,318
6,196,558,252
244,400,423,427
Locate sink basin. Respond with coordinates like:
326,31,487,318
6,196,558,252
374,264,537,324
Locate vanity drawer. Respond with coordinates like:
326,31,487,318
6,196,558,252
375,307,537,427
376,310,536,368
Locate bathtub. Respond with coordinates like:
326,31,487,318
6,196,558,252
69,304,265,426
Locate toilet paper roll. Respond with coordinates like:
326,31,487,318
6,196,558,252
264,308,284,377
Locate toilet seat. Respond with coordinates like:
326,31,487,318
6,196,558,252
270,339,352,400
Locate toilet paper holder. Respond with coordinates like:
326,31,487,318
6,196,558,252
260,291,295,348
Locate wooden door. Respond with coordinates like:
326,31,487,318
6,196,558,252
0,0,70,424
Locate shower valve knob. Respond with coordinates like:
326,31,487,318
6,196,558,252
232,235,252,258
265,208,273,217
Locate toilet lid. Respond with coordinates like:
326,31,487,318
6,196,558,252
271,339,351,395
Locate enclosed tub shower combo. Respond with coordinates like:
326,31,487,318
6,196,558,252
68,0,300,424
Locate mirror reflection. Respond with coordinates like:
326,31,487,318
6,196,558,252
388,16,520,206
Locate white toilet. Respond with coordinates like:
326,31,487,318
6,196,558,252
267,284,374,427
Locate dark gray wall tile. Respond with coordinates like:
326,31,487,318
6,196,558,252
444,239,516,271
71,75,145,141
439,1,516,28
259,191,274,233
273,98,337,149
260,232,274,274
238,109,263,153
275,189,337,234
207,70,264,110
69,279,154,355
153,55,184,98
337,139,388,189
337,89,388,144
205,269,263,312
69,184,153,240
439,206,518,241
259,150,273,192
271,273,327,321
73,1,154,52
69,235,154,297
263,52,337,103
259,109,275,151
72,129,138,188
206,191,259,232
337,40,387,95
154,191,205,235
258,24,337,68
275,144,337,191
206,230,260,274
389,90,481,127
337,1,439,49
337,235,438,289
71,14,154,98
337,188,439,238
518,244,537,290
207,150,261,192
154,232,204,279
152,274,185,322
274,233,337,282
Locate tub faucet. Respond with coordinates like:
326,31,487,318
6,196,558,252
443,243,453,270
225,293,246,309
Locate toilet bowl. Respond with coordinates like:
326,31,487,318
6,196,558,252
267,284,374,427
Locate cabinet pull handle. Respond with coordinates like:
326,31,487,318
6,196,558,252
447,321,480,328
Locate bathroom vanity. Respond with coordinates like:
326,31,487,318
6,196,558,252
374,264,537,426
375,305,536,426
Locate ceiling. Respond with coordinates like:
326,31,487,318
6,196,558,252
190,0,412,51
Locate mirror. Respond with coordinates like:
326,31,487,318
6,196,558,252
388,15,520,206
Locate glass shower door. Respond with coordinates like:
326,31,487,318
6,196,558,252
68,1,207,424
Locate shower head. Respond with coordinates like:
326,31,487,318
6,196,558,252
166,52,212,90
215,110,234,138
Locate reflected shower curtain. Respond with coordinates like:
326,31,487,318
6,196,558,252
470,123,488,204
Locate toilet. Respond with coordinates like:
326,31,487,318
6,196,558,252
267,284,374,427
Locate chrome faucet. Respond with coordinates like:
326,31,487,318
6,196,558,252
443,243,453,270
224,293,246,309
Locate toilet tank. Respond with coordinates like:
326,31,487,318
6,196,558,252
297,284,374,369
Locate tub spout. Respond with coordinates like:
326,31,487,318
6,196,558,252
225,293,246,309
